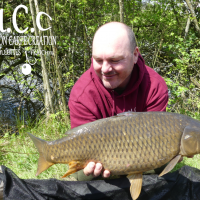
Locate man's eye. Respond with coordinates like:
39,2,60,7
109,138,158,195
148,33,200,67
111,60,120,63
96,60,102,63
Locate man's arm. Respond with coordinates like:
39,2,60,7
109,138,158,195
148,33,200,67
69,99,97,129
143,68,169,112
145,92,168,112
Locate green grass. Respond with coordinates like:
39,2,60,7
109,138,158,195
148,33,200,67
172,154,200,172
0,113,76,181
1,112,200,180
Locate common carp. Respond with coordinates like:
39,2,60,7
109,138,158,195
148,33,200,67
28,112,200,200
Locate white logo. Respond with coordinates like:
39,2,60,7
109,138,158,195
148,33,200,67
0,5,52,33
21,51,37,75
21,64,31,75
0,5,55,75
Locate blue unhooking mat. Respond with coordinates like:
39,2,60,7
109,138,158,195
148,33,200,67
0,165,200,200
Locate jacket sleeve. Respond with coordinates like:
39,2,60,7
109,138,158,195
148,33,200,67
144,92,168,112
68,99,97,129
143,74,169,112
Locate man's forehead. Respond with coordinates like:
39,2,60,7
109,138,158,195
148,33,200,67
92,54,125,59
93,32,128,50
92,39,126,56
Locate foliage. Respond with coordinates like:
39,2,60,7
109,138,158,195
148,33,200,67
164,33,200,119
0,0,199,118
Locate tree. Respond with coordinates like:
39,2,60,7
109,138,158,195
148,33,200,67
29,0,54,116
185,0,200,35
119,0,124,23
45,0,67,114
1,0,200,124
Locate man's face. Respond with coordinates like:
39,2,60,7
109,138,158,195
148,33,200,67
92,28,138,93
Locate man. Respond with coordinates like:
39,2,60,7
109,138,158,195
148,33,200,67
68,22,168,180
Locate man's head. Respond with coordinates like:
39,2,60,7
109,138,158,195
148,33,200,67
92,22,139,94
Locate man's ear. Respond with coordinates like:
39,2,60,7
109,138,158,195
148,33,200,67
133,47,139,64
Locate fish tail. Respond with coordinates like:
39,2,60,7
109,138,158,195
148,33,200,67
28,132,54,176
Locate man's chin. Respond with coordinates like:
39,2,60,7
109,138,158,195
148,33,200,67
102,82,117,90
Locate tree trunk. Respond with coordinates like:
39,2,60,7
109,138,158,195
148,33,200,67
45,0,67,114
190,77,200,89
72,18,79,64
29,0,54,116
185,15,191,38
68,0,72,62
119,0,124,23
185,0,200,35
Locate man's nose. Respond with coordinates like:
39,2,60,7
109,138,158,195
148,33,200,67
101,61,112,73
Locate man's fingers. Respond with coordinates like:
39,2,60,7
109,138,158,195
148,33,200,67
83,162,95,176
102,170,110,178
93,163,102,177
83,162,111,178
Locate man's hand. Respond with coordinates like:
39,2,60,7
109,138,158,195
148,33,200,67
83,162,110,178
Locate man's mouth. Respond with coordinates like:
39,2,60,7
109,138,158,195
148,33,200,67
101,72,117,78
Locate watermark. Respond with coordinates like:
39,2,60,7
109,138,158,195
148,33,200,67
0,5,56,75
0,49,21,56
22,64,32,75
0,36,57,46
0,5,52,33
0,49,53,56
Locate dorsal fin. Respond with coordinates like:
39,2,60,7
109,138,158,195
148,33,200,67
117,111,138,117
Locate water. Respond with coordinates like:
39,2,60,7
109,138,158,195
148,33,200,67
0,87,17,133
0,85,31,135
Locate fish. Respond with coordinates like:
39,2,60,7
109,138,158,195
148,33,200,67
28,112,200,200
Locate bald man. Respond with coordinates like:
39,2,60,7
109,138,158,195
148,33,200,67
69,22,168,180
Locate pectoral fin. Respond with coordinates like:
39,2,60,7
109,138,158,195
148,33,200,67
127,173,143,200
62,161,85,178
159,154,182,177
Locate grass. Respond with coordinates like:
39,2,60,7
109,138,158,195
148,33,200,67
0,112,76,181
1,112,200,180
172,154,200,172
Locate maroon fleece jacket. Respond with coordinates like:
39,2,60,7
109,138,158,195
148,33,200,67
69,55,168,129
